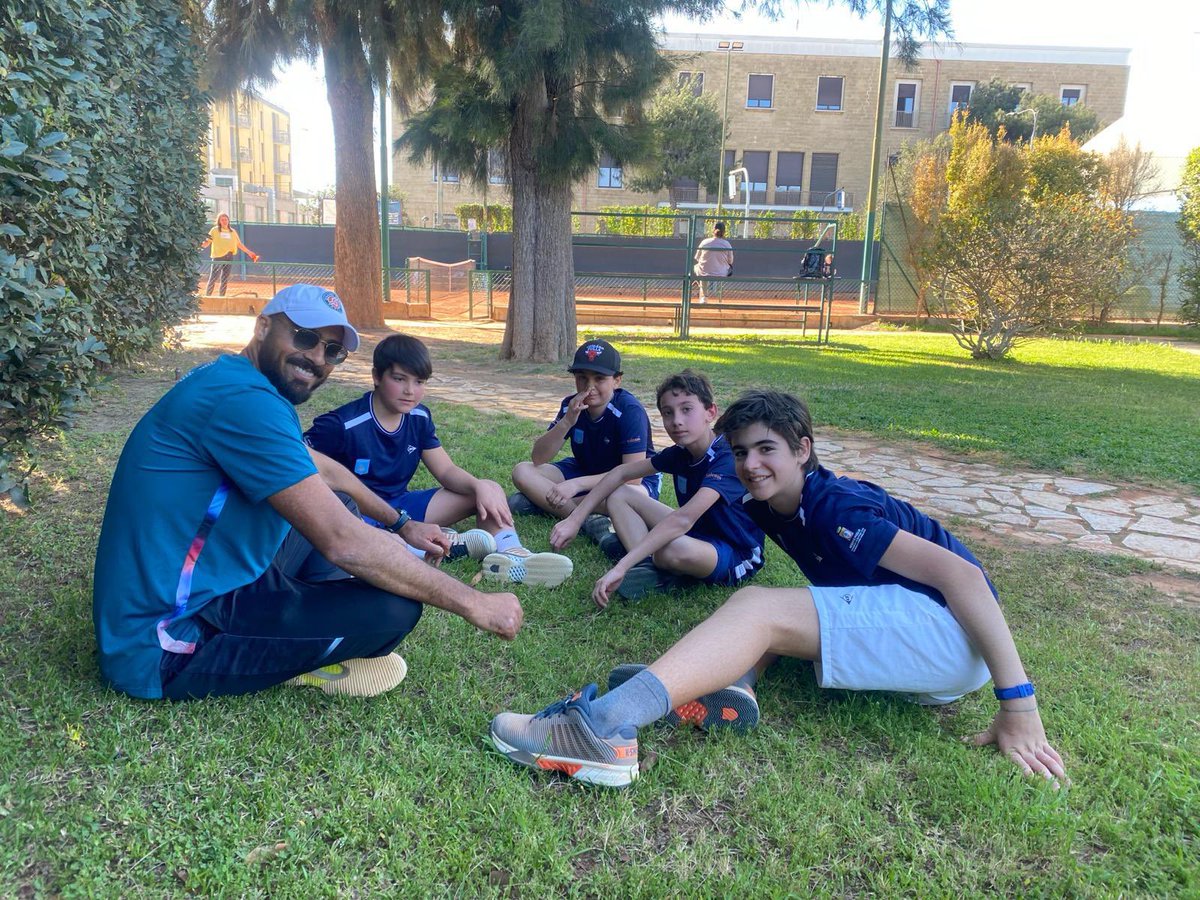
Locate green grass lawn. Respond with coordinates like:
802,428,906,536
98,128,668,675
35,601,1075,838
1,344,1197,895
434,330,1200,489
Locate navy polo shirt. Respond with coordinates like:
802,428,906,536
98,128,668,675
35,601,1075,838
744,466,995,606
550,387,654,474
653,437,764,563
304,393,440,504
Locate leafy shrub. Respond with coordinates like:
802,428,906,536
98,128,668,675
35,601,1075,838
454,203,513,232
596,205,674,237
1,0,207,502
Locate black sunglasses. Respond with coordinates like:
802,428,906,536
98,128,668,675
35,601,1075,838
284,321,349,365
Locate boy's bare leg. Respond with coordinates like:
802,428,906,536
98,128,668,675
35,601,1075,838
647,586,820,708
605,484,665,550
511,461,573,517
608,486,718,578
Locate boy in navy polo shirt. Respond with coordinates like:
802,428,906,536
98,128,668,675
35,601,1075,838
549,370,764,607
489,389,1065,789
305,334,572,587
509,340,660,544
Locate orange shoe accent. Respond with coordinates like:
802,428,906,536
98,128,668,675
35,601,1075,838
614,745,638,759
537,759,582,776
675,701,708,726
721,707,739,721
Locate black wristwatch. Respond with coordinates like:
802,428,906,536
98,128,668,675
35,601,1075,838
384,510,411,534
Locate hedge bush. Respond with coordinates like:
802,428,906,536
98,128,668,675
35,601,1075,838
454,203,513,233
1,0,206,502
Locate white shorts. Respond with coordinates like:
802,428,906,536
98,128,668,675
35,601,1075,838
808,583,990,705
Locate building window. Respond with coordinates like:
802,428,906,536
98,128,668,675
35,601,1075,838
488,149,509,184
893,81,919,128
433,162,459,183
1011,82,1032,95
810,153,839,199
816,76,844,111
1060,85,1085,106
598,152,623,188
747,74,774,109
775,152,805,202
948,82,974,120
677,71,704,96
743,150,769,193
214,175,234,188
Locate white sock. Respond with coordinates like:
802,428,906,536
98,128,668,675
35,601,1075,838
406,545,426,559
493,527,520,553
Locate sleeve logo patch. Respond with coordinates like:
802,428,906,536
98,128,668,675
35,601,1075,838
837,525,866,552
354,459,370,474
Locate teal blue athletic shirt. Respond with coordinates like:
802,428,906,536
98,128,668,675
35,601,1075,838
93,354,318,699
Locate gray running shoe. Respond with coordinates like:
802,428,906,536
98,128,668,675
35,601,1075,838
506,491,544,516
616,561,688,603
441,527,496,561
481,547,573,587
581,514,614,543
581,514,626,562
606,663,759,733
489,684,639,787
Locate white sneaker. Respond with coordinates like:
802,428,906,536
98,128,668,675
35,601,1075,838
481,547,573,587
284,653,408,697
441,527,496,561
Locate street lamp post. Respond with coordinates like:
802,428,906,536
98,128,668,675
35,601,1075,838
1012,106,1038,144
716,40,743,217
858,0,892,314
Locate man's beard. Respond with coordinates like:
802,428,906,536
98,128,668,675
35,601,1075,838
262,353,325,405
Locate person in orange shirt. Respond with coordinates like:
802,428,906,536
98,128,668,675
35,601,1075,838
200,213,259,297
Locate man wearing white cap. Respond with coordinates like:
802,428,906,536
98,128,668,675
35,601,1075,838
93,284,522,701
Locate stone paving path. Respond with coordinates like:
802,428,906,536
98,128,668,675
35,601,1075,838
182,316,1200,574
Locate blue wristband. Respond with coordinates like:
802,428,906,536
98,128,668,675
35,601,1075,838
994,682,1035,701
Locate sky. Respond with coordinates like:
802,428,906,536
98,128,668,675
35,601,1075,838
258,0,1200,193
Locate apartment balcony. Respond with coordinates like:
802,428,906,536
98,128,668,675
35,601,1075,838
236,115,251,128
274,130,290,143
894,110,915,129
275,161,291,175
237,146,252,163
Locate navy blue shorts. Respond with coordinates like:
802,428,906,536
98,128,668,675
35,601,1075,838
552,457,661,500
361,486,440,528
692,535,764,587
159,494,421,700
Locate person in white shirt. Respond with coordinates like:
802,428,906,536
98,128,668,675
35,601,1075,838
692,222,734,304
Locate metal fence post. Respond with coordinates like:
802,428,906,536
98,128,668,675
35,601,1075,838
680,213,698,339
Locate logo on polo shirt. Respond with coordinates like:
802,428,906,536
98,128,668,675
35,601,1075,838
407,444,418,454
837,525,866,552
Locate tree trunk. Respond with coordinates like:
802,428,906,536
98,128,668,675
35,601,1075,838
320,14,383,329
501,80,576,362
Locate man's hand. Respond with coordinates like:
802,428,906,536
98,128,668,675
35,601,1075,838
474,478,513,528
592,568,625,609
969,706,1068,788
399,519,450,562
462,590,523,640
546,478,582,512
550,514,583,551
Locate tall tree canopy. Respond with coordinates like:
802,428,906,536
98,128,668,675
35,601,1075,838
204,0,444,327
402,0,953,362
963,78,1101,144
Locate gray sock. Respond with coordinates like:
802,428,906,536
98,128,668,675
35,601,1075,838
589,669,672,738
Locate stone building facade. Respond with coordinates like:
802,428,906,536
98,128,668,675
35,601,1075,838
389,34,1130,225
